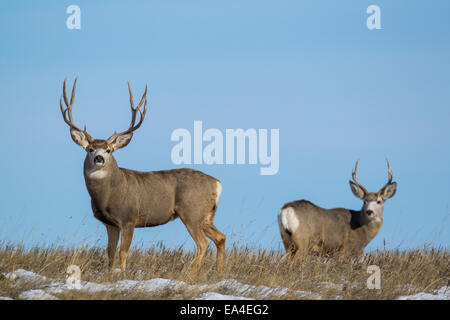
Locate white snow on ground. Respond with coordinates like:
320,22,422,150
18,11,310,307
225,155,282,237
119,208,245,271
2,269,449,300
2,269,285,300
197,279,290,298
397,286,450,300
5,269,49,284
18,289,58,300
2,269,303,300
295,290,322,300
195,292,253,300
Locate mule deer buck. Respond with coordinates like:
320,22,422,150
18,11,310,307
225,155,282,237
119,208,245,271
278,159,397,258
60,78,226,272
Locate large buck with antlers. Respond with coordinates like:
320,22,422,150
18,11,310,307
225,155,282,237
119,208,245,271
278,159,397,257
60,78,226,272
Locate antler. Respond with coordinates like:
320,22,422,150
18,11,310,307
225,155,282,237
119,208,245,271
106,83,148,143
60,78,93,142
384,156,393,185
351,159,369,194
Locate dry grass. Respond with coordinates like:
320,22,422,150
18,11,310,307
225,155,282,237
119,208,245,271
0,242,448,300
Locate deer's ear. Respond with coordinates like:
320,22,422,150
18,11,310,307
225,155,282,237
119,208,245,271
379,182,397,200
110,133,133,151
349,181,366,200
70,128,90,149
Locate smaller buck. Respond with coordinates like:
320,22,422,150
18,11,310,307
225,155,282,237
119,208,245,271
278,159,397,258
60,78,226,272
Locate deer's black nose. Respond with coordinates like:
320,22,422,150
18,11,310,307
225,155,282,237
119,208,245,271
94,155,105,165
366,210,374,216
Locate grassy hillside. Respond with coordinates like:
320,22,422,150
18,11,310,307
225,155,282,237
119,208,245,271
0,243,448,300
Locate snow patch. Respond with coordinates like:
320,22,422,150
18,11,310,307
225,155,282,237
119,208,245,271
19,289,58,300
198,279,288,298
2,269,289,300
5,268,446,300
397,286,450,300
196,292,253,300
5,269,48,284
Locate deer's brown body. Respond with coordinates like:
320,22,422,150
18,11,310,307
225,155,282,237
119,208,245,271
60,79,226,272
279,200,382,257
85,162,220,229
279,159,397,258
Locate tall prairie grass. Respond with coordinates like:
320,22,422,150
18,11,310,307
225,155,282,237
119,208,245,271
0,241,448,299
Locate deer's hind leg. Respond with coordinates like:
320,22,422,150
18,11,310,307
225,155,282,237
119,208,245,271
178,190,225,273
291,234,310,261
203,215,226,272
281,231,297,256
183,222,210,273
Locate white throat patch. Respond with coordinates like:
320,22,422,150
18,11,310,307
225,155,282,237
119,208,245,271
86,169,108,179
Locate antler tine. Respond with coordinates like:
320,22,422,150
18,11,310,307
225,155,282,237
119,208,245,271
128,83,148,126
107,84,148,143
60,80,80,131
60,78,92,140
127,82,137,127
136,84,148,111
60,96,74,127
385,156,393,184
63,78,70,107
352,159,360,184
129,93,147,132
128,82,134,109
127,82,148,129
352,158,368,193
70,77,77,106
64,78,77,123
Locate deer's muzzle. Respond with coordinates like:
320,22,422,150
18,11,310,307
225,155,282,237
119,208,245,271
94,155,105,165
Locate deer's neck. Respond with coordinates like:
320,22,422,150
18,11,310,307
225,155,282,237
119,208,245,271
350,210,383,245
83,156,124,208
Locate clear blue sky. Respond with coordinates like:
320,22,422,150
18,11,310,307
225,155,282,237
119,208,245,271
0,1,448,252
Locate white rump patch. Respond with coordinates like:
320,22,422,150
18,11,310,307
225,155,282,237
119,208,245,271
278,207,299,235
215,181,222,202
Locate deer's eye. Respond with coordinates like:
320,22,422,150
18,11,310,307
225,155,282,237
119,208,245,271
106,149,111,154
377,200,382,204
89,148,94,153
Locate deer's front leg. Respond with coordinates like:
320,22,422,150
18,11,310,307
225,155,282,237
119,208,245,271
119,223,135,272
105,223,120,271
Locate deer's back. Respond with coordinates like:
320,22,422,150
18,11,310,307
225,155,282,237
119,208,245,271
118,168,221,227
